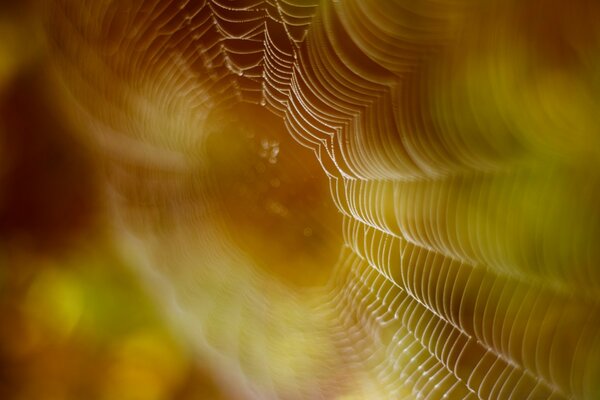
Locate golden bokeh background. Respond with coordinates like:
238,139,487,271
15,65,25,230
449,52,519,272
2,0,600,399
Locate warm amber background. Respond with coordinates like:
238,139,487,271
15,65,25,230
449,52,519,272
3,1,600,399
0,3,230,399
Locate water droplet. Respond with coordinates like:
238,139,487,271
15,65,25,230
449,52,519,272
270,143,279,158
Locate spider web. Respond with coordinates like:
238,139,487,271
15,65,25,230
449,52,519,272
45,0,600,398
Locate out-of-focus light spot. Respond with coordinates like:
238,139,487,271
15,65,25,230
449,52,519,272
102,331,187,400
24,268,84,340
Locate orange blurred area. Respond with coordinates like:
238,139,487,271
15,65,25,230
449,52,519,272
202,103,341,287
